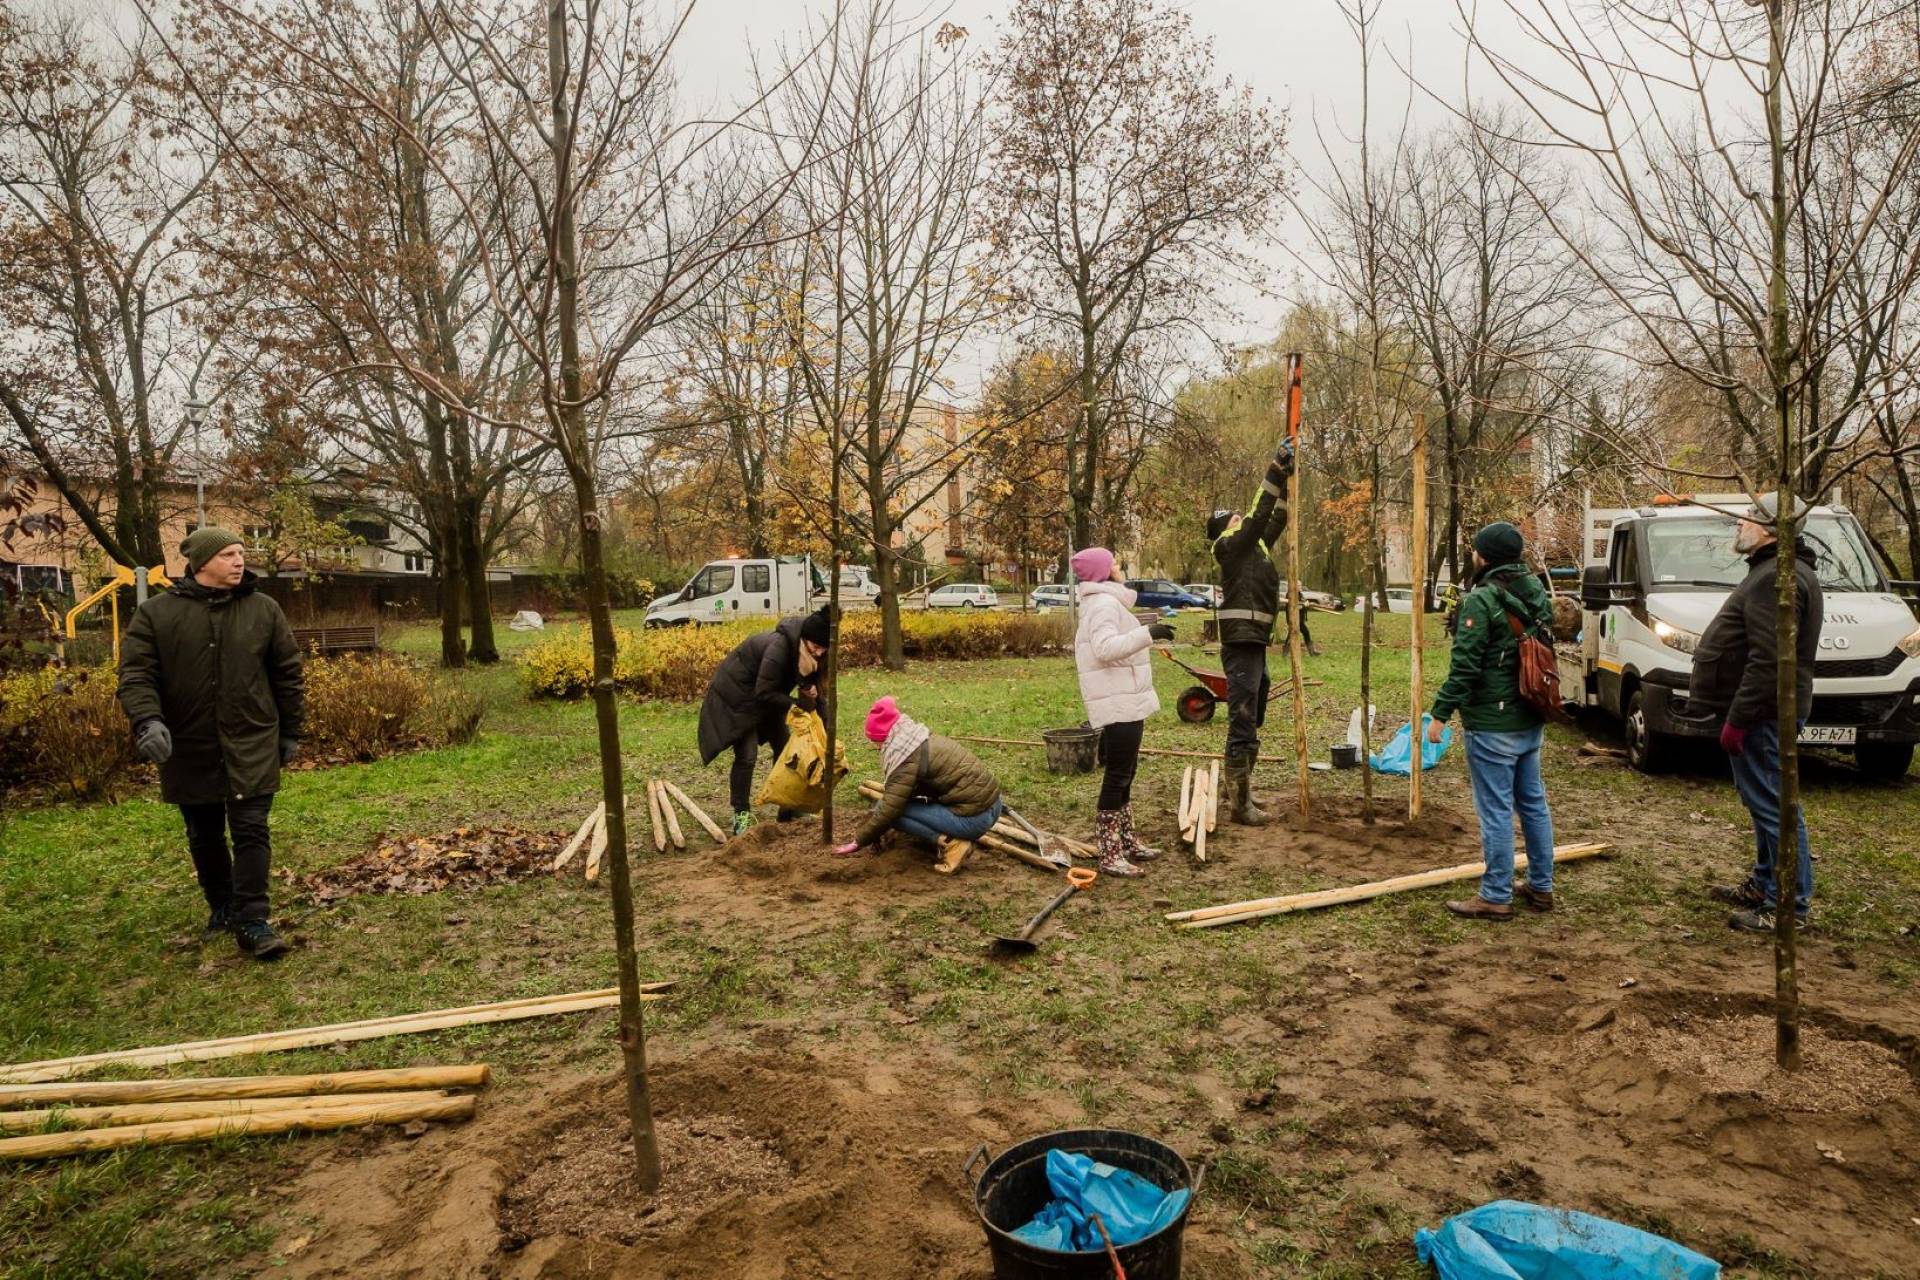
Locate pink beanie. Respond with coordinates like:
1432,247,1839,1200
865,696,900,743
1070,546,1114,583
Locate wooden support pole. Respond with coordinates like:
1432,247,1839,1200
0,1066,490,1108
552,804,602,872
0,988,672,1084
1410,410,1428,820
585,805,609,882
1167,842,1612,928
0,1094,477,1161
645,781,667,853
1178,765,1195,837
655,780,686,850
950,735,1294,765
1285,352,1310,818
977,832,1067,873
660,781,726,844
0,1090,454,1132
1207,759,1220,833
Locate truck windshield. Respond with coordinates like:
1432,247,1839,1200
1643,515,1886,592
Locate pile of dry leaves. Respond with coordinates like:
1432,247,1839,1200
290,826,566,902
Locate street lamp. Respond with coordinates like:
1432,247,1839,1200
185,398,211,527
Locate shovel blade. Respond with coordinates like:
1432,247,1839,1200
989,934,1038,956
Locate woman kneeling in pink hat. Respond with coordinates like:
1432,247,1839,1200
833,696,1004,873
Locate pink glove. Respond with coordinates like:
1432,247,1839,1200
1719,722,1747,757
832,840,861,857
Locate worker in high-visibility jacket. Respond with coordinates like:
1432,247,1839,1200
1203,441,1294,826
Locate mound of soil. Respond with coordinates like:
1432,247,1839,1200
290,826,567,902
1607,1009,1911,1115
1188,791,1481,883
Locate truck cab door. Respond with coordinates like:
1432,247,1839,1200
1595,527,1640,714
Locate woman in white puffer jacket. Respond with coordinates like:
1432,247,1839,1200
1071,546,1175,876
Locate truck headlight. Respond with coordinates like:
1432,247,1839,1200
1652,619,1700,654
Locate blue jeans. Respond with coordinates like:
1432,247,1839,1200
1727,721,1814,914
894,797,1003,844
1463,727,1554,905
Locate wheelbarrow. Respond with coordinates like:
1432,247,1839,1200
1156,647,1318,724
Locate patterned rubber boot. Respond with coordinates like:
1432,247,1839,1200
731,810,754,837
1226,754,1268,827
1118,805,1161,861
1095,810,1143,877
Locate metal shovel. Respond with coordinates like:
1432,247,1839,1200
991,867,1097,956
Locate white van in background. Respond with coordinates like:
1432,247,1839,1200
1559,495,1920,779
644,556,824,627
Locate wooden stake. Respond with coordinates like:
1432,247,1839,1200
977,833,1066,873
1410,410,1428,820
0,989,672,1084
0,1094,477,1161
1284,352,1310,818
552,803,602,872
655,780,686,850
660,781,726,844
0,1090,453,1132
1168,842,1612,928
1206,759,1220,833
585,805,609,881
952,735,1276,764
645,781,667,853
1178,765,1195,836
0,1066,489,1108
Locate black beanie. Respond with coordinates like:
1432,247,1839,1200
1472,521,1525,567
1205,510,1234,542
799,606,832,646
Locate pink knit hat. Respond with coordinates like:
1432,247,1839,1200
865,696,900,743
1070,546,1114,583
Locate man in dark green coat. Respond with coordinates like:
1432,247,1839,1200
118,527,305,958
1424,522,1557,922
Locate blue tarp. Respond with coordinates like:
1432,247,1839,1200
1415,1201,1721,1280
1369,714,1452,776
1009,1149,1190,1253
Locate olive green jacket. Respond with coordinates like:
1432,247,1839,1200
1428,563,1554,733
856,733,1001,847
118,572,305,805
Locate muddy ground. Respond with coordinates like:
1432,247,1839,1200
262,780,1920,1278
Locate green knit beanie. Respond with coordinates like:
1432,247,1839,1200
1472,521,1525,567
180,526,243,573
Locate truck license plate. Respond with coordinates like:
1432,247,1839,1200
1799,726,1856,746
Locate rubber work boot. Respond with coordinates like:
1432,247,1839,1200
1225,754,1268,827
1517,884,1554,913
731,810,754,837
933,837,973,875
1095,811,1142,877
233,918,291,959
1117,804,1160,861
1445,897,1513,922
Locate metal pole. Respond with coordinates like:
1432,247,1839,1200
1410,412,1428,820
187,399,210,528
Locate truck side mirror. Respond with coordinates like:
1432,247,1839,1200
1580,564,1613,610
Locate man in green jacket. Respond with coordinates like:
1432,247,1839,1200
118,527,305,959
1424,522,1557,921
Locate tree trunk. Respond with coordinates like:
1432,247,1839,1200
433,516,467,669
1890,450,1920,577
548,0,658,1186
459,496,498,663
1361,449,1380,825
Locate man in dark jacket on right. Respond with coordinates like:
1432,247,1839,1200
1206,441,1295,825
1689,495,1822,932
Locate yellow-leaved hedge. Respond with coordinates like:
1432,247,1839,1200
519,611,1071,700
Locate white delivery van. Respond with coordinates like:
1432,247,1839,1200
644,556,824,627
1559,495,1920,779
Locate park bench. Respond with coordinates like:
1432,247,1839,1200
291,624,379,656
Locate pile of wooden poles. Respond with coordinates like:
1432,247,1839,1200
553,780,726,880
855,781,1090,871
1177,762,1220,861
0,1065,487,1160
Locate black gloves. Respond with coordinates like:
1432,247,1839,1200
796,685,820,712
133,719,173,765
1146,623,1176,642
1269,440,1296,481
280,737,300,766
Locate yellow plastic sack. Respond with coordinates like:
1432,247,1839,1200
757,707,850,813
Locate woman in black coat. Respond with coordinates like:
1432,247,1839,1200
697,607,832,833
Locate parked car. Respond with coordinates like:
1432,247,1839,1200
926,582,999,610
1182,583,1222,608
835,565,881,600
1276,580,1346,612
1353,588,1431,614
1125,579,1208,610
1030,584,1073,610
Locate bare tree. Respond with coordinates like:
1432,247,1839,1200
982,0,1289,552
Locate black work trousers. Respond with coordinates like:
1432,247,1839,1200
1221,641,1270,760
180,795,275,922
728,709,793,812
1097,719,1145,810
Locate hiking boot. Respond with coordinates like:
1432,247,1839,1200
233,919,290,960
1517,884,1554,913
1709,880,1767,909
1225,754,1268,827
1307,644,1323,658
205,902,234,935
731,810,754,837
1728,907,1808,933
1117,805,1160,861
1095,810,1143,877
933,837,973,875
1445,897,1514,921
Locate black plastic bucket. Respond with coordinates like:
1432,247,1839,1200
965,1128,1205,1280
1330,742,1360,769
1042,727,1102,775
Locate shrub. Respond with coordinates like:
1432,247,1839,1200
0,665,133,800
304,653,433,761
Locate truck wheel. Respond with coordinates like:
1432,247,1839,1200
1855,742,1915,783
1624,689,1672,773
